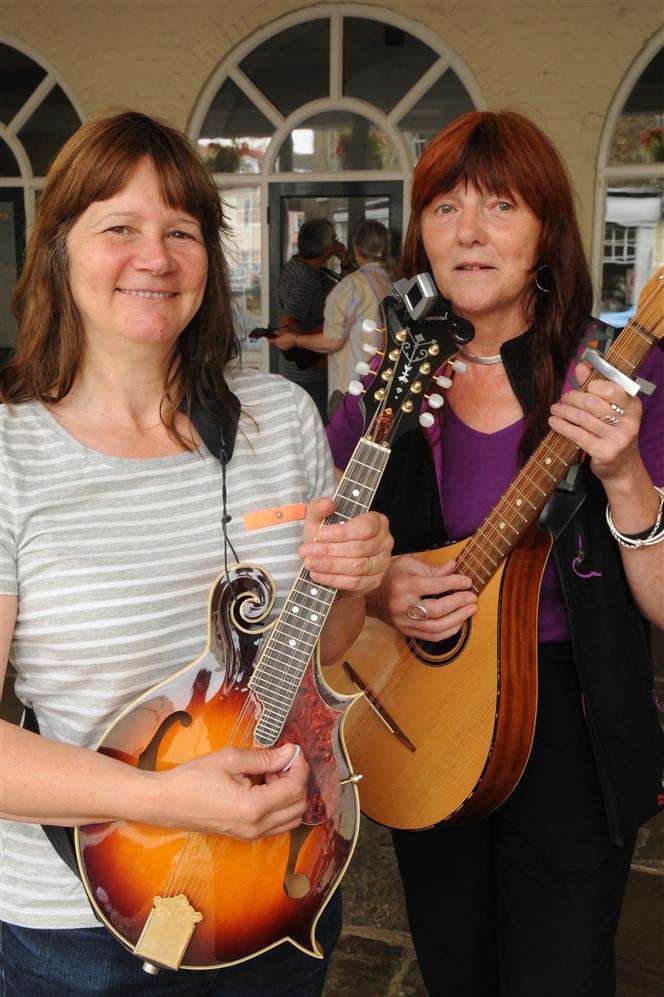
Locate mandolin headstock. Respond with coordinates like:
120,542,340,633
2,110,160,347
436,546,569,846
350,291,475,449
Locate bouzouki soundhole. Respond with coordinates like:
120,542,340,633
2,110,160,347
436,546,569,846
406,619,471,666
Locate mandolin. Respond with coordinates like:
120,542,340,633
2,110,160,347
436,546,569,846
75,285,471,973
325,267,664,831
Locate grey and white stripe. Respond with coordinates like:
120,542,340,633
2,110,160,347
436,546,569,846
0,366,334,929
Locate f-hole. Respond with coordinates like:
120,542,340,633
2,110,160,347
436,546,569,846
137,712,193,771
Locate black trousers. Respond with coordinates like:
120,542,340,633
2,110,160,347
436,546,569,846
391,642,636,997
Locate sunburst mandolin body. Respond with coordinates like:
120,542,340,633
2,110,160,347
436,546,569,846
325,529,552,830
75,565,360,970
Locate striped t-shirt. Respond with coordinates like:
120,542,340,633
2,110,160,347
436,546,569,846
0,366,334,929
323,263,392,400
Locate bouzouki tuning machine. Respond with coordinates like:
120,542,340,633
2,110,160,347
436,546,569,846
355,361,371,375
347,380,365,396
419,412,435,428
362,343,382,357
582,347,656,397
361,318,384,335
434,374,453,390
448,358,468,374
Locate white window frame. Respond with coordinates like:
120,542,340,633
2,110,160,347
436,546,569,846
188,3,484,365
0,34,83,233
591,28,664,310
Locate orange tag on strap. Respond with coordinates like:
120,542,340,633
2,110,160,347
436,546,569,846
243,503,306,532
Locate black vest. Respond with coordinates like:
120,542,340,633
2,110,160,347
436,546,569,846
372,326,664,843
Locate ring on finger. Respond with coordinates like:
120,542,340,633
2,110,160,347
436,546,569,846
365,555,374,575
407,601,429,621
602,413,620,425
610,402,625,416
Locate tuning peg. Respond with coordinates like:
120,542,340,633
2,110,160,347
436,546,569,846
361,318,378,334
434,374,453,390
348,380,365,396
451,359,468,373
355,361,371,375
362,343,381,356
427,393,444,409
419,412,435,428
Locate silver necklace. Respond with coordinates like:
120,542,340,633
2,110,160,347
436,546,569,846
458,347,503,366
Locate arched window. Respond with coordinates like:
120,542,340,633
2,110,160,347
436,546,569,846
0,38,82,348
189,5,482,362
593,34,663,330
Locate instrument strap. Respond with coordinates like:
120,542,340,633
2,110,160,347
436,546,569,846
539,462,588,540
21,706,87,883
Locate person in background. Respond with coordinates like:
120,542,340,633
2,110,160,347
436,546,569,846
274,218,352,419
275,220,395,419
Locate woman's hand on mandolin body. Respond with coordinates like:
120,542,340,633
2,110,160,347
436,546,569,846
367,554,477,640
147,743,309,841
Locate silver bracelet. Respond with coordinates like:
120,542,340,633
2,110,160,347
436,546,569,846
606,485,664,548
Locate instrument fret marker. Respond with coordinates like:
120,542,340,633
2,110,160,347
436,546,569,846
291,605,300,614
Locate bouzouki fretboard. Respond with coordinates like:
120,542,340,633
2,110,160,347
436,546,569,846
457,296,663,594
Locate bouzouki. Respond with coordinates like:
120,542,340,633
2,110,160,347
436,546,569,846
75,285,472,972
326,267,664,831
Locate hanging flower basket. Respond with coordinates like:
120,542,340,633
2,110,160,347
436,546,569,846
639,126,664,163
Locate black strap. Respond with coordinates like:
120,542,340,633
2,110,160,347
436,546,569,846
188,386,241,462
21,707,81,878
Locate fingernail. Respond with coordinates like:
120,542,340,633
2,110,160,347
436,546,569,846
278,743,294,755
280,744,301,772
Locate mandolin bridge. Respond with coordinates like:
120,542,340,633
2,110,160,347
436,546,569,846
342,661,416,753
133,894,203,970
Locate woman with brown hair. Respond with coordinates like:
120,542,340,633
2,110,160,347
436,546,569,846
327,111,663,995
0,110,393,995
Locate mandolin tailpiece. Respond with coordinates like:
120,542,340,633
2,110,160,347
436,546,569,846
133,894,203,971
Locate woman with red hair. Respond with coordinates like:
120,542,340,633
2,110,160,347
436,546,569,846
327,111,663,995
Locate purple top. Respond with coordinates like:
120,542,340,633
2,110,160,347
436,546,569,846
326,347,664,643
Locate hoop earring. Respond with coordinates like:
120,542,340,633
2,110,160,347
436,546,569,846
535,264,553,294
